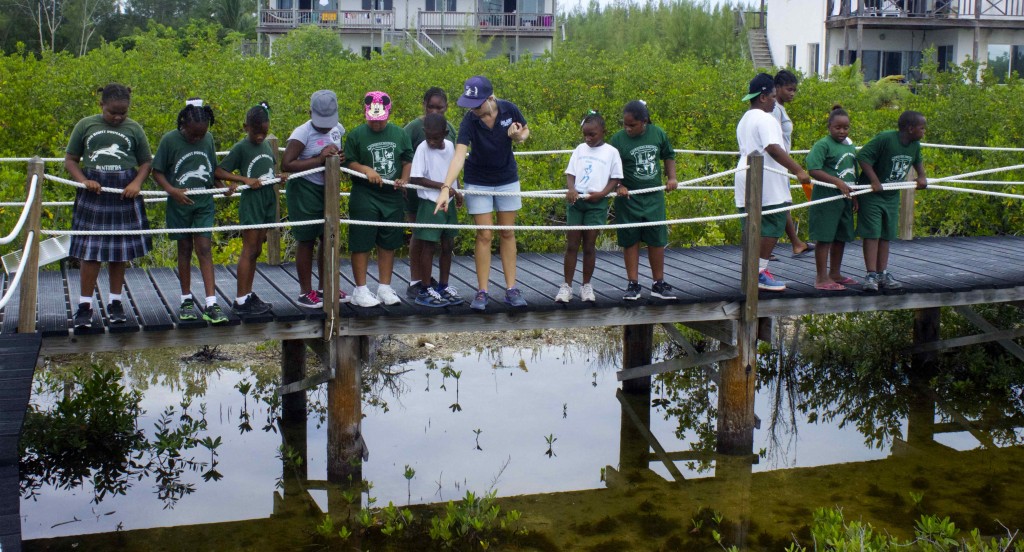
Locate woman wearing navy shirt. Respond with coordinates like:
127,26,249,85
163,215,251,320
434,76,529,311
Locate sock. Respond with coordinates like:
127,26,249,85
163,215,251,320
236,294,249,305
109,293,122,303
409,279,421,287
355,285,369,294
436,281,447,290
758,258,769,273
206,296,217,307
79,296,92,308
181,294,193,303
379,284,393,292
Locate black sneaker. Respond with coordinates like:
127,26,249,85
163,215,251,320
107,300,127,323
622,281,642,301
179,298,200,321
234,294,272,316
651,281,678,300
73,303,93,328
203,303,229,324
406,282,426,300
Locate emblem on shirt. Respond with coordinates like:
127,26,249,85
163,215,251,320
89,143,128,162
579,162,594,188
178,164,211,186
629,145,659,180
500,118,513,128
887,155,913,182
835,152,857,182
368,142,396,178
330,129,341,143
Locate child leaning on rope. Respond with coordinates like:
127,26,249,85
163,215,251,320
66,83,153,330
214,101,287,317
856,110,928,292
555,110,622,304
609,100,678,302
152,98,236,324
408,112,464,308
806,105,859,291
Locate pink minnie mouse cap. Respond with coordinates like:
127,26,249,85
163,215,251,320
364,91,392,121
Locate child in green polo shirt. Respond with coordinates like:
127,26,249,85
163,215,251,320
152,98,236,324
215,101,284,317
856,110,928,292
807,105,858,291
343,90,414,308
609,100,678,301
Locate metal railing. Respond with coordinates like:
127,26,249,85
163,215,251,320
259,9,395,30
417,10,554,32
828,0,1024,19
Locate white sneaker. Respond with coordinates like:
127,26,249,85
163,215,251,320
352,286,381,308
376,284,401,306
554,283,573,303
580,283,596,302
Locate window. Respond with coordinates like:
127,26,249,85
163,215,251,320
425,0,456,10
937,45,954,72
361,0,393,9
519,0,541,13
807,43,820,75
361,46,382,59
861,50,881,80
990,44,1024,82
786,45,796,68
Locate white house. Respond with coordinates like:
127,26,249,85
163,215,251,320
766,0,1024,81
257,0,556,60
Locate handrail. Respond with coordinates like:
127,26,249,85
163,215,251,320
0,231,33,310
0,174,38,245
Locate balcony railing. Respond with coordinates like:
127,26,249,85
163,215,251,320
828,0,1024,18
259,9,395,30
417,11,554,33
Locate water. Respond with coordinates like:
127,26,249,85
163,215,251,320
19,326,1024,550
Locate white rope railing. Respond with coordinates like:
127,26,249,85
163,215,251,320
0,231,34,309
42,218,325,236
40,166,325,198
0,175,38,245
920,142,1024,153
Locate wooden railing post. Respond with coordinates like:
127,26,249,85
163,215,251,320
17,158,44,334
899,167,917,240
17,157,44,333
717,153,761,455
266,134,282,265
322,155,341,337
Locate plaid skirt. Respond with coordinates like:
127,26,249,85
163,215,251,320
70,168,152,262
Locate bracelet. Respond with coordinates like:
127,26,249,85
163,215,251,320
441,185,452,192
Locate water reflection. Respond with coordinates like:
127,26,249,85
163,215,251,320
19,315,1024,549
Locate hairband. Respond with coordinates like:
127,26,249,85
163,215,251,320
258,101,270,113
186,99,204,107
580,109,600,128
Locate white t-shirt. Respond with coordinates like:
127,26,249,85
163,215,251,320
287,120,346,186
564,142,624,194
411,139,458,202
735,108,791,208
772,103,793,152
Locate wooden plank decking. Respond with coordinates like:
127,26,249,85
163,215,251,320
0,236,1023,354
0,333,42,552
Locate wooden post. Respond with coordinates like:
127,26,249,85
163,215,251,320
617,385,652,472
907,307,940,448
899,167,917,240
717,153,761,455
266,134,282,265
715,454,754,546
281,339,307,424
17,158,44,335
622,324,653,394
327,336,365,483
911,307,940,375
322,155,341,337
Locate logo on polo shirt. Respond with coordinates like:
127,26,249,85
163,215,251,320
629,145,659,179
887,155,913,182
368,142,397,179
500,118,513,128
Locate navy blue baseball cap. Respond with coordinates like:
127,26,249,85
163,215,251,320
742,73,775,102
457,76,493,108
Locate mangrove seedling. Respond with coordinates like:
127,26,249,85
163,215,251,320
473,428,483,451
404,464,416,505
544,434,557,458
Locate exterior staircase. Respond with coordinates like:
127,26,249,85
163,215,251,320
747,26,774,69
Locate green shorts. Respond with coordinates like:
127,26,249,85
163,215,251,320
857,191,900,241
286,176,325,242
413,197,459,243
349,183,404,253
808,188,855,243
567,197,609,227
166,195,214,240
614,191,667,248
240,185,278,226
405,189,421,216
738,203,787,239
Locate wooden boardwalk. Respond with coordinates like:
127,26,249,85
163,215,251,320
1,235,1023,354
0,333,41,552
